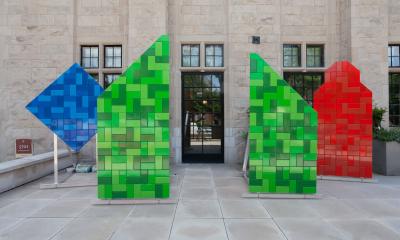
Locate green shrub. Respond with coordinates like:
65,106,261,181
373,106,386,131
374,128,400,143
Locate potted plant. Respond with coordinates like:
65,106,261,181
373,107,400,175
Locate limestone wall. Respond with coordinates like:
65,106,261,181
0,0,74,162
350,0,389,126
0,0,396,163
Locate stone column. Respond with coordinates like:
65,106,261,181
350,0,389,127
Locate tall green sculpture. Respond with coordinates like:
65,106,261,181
97,35,170,199
249,53,317,194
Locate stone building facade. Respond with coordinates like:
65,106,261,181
0,0,398,164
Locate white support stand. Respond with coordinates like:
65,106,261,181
95,133,98,169
242,135,249,181
53,133,58,185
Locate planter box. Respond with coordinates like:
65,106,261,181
373,139,400,175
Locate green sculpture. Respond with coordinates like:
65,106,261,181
97,35,170,199
248,53,317,194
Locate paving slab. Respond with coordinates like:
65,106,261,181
111,218,172,240
215,186,245,199
379,218,400,234
0,218,22,233
343,199,400,218
0,198,14,209
170,218,228,240
175,200,221,219
225,219,286,240
0,199,53,218
180,187,217,200
260,199,320,218
220,200,270,218
31,199,90,218
213,177,247,188
62,187,97,199
24,188,72,199
130,204,176,218
0,185,39,200
305,199,370,219
52,217,123,240
275,218,350,240
182,177,213,188
0,164,400,240
328,219,400,240
79,205,134,218
0,218,70,240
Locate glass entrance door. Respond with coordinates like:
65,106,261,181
182,73,224,163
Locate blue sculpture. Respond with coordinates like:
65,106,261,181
26,63,104,151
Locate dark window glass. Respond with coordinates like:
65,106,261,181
389,45,400,68
389,73,400,126
81,46,99,68
104,73,120,89
182,44,200,67
89,73,99,82
283,44,301,67
205,44,224,67
104,45,122,68
306,45,324,68
182,73,223,158
284,72,324,106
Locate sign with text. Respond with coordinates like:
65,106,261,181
15,139,33,158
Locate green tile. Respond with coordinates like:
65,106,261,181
248,53,317,194
97,35,170,199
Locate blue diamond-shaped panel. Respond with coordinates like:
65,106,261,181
26,63,104,152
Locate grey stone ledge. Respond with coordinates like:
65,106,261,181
0,150,69,174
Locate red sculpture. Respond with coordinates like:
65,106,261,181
314,61,373,178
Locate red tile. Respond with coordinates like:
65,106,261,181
314,61,372,178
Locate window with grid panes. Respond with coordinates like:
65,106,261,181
389,45,400,68
306,45,324,68
81,46,99,68
181,44,200,67
283,44,301,67
205,44,223,67
104,45,122,68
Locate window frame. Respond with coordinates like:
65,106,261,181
306,44,325,68
283,72,324,106
205,44,224,67
89,73,99,82
80,45,99,69
104,45,122,69
389,44,400,68
181,44,201,68
283,44,302,68
389,73,400,127
103,72,121,89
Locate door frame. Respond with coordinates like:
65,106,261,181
181,72,225,163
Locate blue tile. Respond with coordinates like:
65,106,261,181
26,63,104,152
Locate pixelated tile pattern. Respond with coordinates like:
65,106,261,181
248,53,318,194
314,61,373,178
97,35,170,199
26,63,104,152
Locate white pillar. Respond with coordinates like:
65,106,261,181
54,133,58,185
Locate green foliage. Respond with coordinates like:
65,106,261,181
374,128,400,143
373,106,386,131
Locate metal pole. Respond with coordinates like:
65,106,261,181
242,134,250,176
54,133,58,185
95,133,98,169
